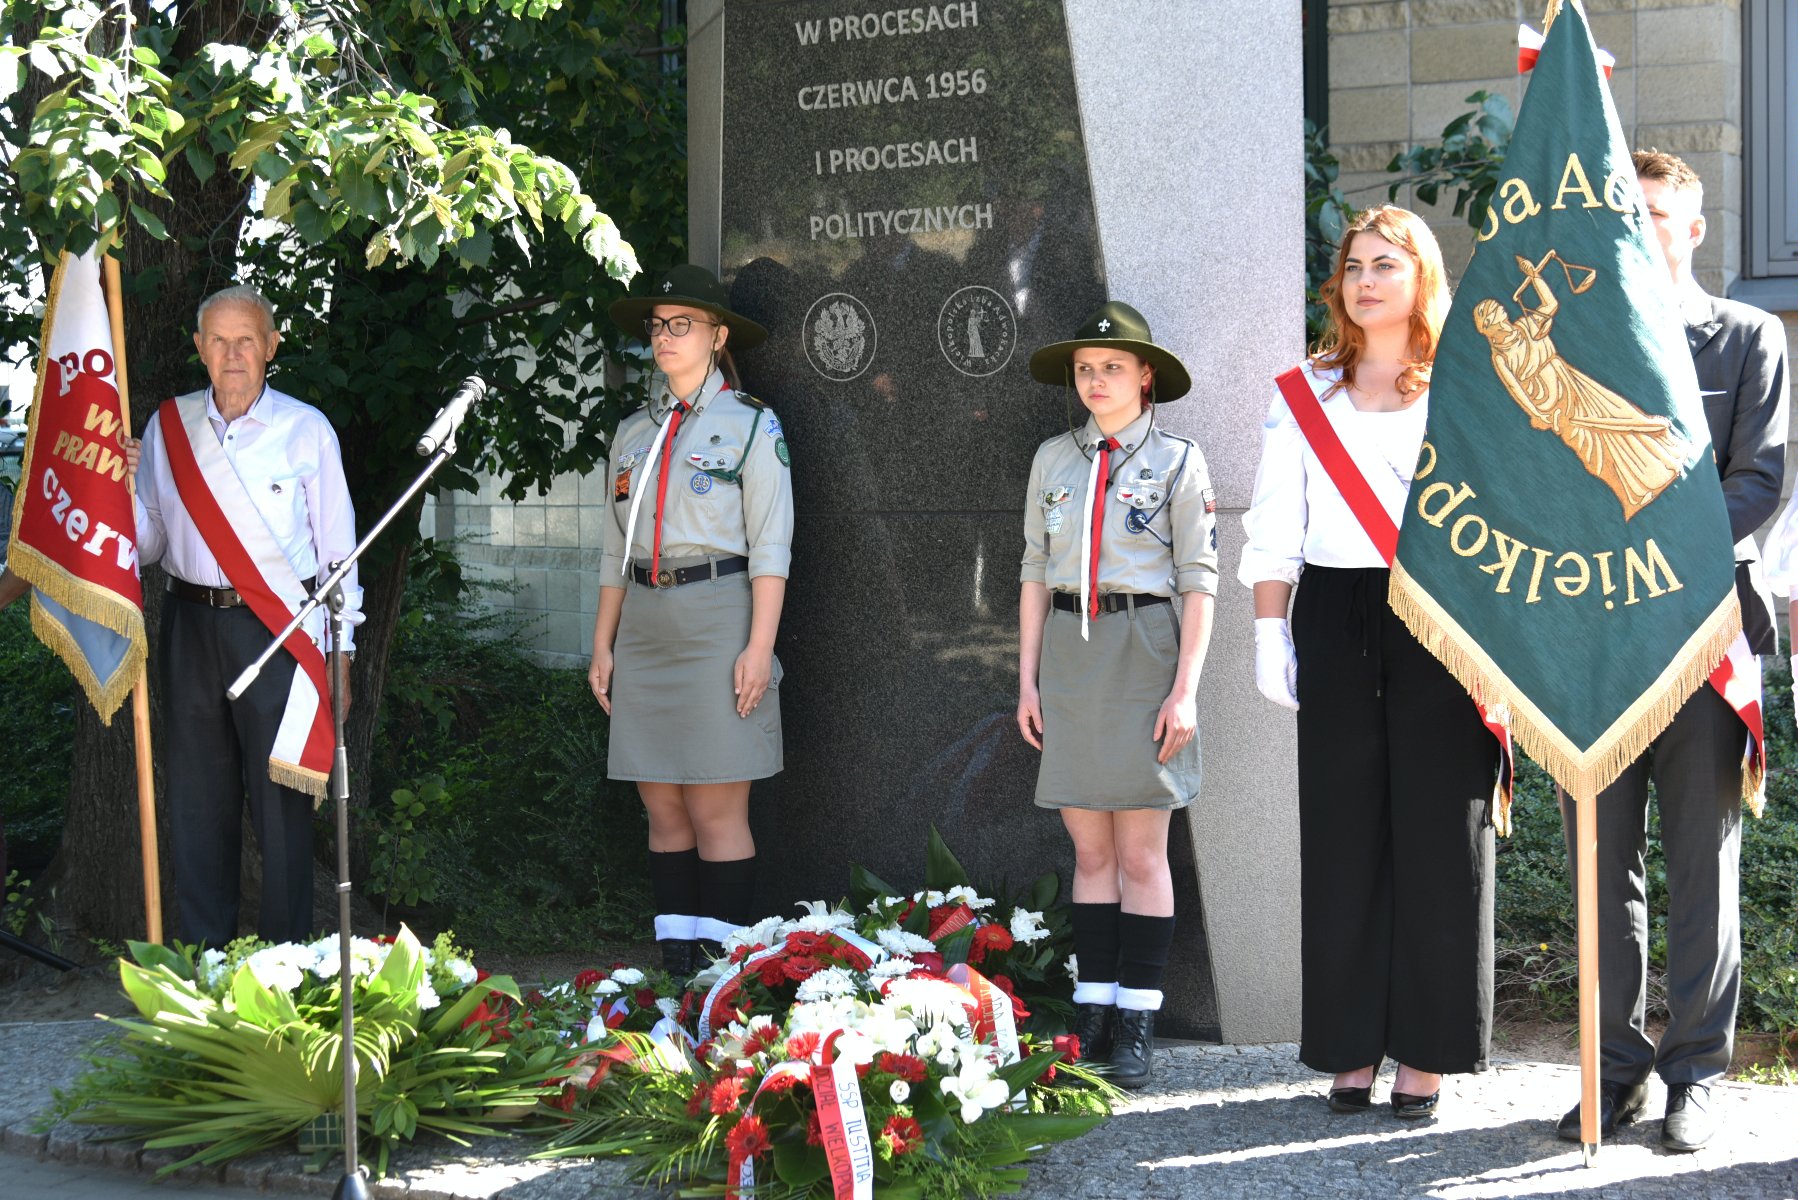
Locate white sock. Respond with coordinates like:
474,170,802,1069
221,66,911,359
695,916,740,944
1116,987,1163,1012
1072,981,1118,1006
653,913,699,941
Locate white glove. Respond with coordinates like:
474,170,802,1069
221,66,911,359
1254,617,1300,711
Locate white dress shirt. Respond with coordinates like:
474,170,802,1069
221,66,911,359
136,386,363,649
1238,364,1429,587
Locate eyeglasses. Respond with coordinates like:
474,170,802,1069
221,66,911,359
644,315,719,338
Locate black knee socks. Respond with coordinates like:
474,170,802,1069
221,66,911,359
696,855,756,945
1069,902,1122,1005
1117,912,1175,1011
647,848,700,944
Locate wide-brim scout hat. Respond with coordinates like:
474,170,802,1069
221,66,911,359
1027,301,1192,401
608,264,769,351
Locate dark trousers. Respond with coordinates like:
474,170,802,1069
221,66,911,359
1559,685,1744,1087
1293,567,1498,1075
161,595,316,948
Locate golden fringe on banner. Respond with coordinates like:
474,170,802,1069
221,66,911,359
1389,560,1740,811
270,757,329,806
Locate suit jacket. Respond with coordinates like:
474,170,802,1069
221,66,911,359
1684,287,1791,655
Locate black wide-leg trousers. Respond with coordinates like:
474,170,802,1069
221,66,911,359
1292,566,1498,1075
161,595,316,948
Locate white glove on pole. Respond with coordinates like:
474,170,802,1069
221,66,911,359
1254,617,1300,711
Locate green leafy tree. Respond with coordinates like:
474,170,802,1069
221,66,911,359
0,0,685,939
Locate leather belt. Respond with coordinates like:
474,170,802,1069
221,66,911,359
168,577,245,608
630,555,750,590
1051,592,1171,615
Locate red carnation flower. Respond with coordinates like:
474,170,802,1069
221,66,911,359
806,1111,825,1147
758,959,789,987
881,1115,924,1157
572,969,604,991
782,955,825,983
709,1077,746,1115
635,987,658,1008
726,1115,772,1160
877,1052,928,1083
786,1032,821,1061
686,1081,708,1117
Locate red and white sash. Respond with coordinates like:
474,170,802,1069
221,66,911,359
1276,367,1517,823
159,393,333,800
1711,632,1766,814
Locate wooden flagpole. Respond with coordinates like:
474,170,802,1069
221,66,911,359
1565,780,1600,1163
102,252,161,945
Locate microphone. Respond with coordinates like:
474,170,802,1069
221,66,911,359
416,376,486,457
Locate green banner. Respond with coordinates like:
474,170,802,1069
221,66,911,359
1390,1,1738,799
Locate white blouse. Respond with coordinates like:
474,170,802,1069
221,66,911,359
1237,364,1429,587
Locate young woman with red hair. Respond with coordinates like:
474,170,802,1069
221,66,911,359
1240,206,1499,1118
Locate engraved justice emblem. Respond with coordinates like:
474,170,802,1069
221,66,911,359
804,292,877,381
937,285,1017,378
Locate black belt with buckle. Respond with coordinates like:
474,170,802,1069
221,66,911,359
1051,592,1171,615
630,555,750,589
168,577,245,608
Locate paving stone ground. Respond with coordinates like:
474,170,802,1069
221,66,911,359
4,1020,1794,1198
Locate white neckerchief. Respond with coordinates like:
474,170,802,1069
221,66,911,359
618,375,711,575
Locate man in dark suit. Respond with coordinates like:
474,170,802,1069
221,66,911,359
1557,150,1790,1150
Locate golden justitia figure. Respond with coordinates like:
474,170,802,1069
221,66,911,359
1472,251,1690,520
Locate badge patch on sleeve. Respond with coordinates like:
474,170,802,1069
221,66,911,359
1201,487,1217,514
764,414,785,440
775,437,791,467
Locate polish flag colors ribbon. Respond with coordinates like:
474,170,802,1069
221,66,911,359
728,1037,874,1200
1710,631,1766,815
159,394,333,799
1518,23,1614,78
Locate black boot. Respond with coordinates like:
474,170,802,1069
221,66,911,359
1108,1008,1156,1090
1067,1003,1115,1064
659,938,697,980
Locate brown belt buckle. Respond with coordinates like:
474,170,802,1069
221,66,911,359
655,568,675,589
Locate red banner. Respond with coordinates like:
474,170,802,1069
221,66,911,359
8,250,145,719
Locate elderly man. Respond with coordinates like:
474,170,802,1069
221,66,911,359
132,285,361,948
1556,151,1789,1151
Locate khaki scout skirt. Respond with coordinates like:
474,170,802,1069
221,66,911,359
1035,598,1201,811
607,560,783,784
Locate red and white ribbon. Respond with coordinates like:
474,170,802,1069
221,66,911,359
1518,23,1614,78
1708,631,1766,814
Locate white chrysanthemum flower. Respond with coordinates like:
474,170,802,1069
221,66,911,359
594,979,622,996
794,967,858,1003
244,946,306,993
655,997,680,1018
785,996,861,1036
874,928,937,957
940,1056,1010,1123
417,981,441,1010
868,957,918,982
610,967,646,986
917,889,946,907
942,885,993,911
890,1079,911,1103
1008,909,1050,945
882,978,974,1030
442,957,478,987
790,902,856,933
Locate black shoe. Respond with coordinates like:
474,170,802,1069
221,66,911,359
658,938,696,979
1391,1089,1441,1119
1067,1003,1115,1064
1661,1082,1715,1152
1556,1079,1649,1142
1107,1008,1156,1090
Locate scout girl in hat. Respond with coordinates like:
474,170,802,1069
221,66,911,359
1240,206,1500,1118
590,265,794,977
1016,302,1218,1089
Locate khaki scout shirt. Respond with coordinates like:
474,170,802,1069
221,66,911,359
1019,408,1218,597
600,369,794,581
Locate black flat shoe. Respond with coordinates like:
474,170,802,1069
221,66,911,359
1556,1079,1648,1142
1328,1085,1375,1113
1391,1089,1440,1118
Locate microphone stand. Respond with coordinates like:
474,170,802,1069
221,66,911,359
226,419,468,1200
